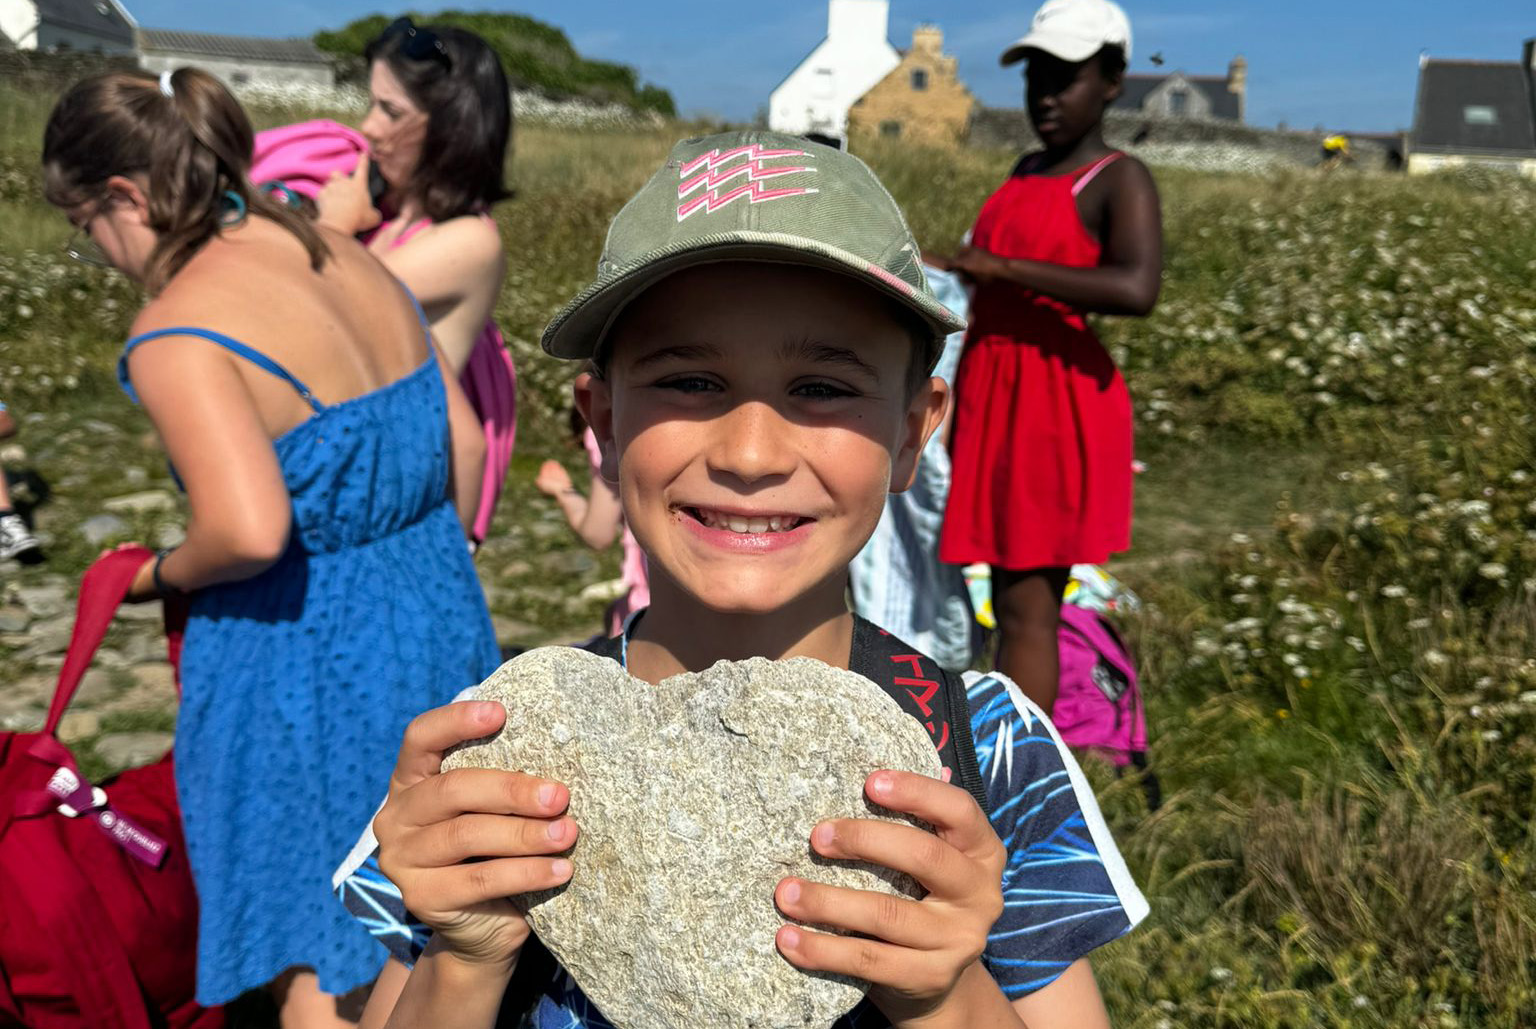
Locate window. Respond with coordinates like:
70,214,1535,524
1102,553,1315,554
1464,105,1498,126
880,120,902,138
910,68,928,91
1169,89,1189,117
813,68,834,99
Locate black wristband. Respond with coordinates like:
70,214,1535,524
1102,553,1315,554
152,549,186,597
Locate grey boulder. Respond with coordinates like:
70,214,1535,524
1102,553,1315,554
443,647,941,1029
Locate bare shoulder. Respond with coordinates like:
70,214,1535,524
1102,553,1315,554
413,214,502,260
1104,153,1159,200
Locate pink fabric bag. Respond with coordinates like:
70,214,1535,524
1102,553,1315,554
250,120,368,200
390,219,516,545
1054,604,1146,767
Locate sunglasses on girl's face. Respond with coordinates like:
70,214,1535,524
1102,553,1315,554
382,17,451,70
64,200,113,267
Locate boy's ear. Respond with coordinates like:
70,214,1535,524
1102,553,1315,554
573,371,619,487
891,376,948,494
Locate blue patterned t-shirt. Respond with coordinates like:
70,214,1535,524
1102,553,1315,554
333,670,1147,1024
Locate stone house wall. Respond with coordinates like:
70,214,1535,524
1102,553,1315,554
848,25,974,148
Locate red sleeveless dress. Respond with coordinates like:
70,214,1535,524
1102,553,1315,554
939,153,1134,571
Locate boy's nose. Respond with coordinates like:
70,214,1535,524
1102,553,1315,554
708,401,795,485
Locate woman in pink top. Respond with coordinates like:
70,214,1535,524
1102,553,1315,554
316,19,516,544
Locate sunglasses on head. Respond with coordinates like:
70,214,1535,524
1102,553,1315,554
382,17,451,70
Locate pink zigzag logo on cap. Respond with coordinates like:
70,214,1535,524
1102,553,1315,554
677,144,819,221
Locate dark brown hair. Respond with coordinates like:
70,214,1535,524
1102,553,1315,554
365,24,512,220
42,68,330,293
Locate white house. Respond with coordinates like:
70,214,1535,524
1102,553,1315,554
0,0,136,53
139,28,335,89
769,0,900,143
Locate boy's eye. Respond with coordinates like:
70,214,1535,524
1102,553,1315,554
793,380,859,400
654,375,722,394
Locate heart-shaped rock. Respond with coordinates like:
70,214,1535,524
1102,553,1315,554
443,646,942,1029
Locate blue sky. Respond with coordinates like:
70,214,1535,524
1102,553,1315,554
126,1,1533,132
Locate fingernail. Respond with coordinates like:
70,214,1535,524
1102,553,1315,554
812,823,834,849
474,701,500,721
782,879,801,904
547,818,567,840
779,926,802,950
551,859,572,879
869,773,894,797
537,783,556,807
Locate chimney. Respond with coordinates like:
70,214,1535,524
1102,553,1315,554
912,24,943,54
1227,54,1247,123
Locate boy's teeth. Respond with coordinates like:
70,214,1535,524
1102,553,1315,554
698,509,798,534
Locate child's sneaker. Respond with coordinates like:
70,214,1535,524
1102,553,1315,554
0,512,42,564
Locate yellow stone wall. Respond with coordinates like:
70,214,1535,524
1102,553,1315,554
849,25,975,148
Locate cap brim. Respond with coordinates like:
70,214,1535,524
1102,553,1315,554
542,233,967,369
1000,31,1103,66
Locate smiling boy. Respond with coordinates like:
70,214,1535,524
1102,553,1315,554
337,131,1147,1029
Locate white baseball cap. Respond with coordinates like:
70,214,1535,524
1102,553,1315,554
1000,0,1133,66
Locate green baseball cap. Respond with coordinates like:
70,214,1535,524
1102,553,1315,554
541,130,966,368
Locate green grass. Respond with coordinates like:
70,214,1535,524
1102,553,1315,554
4,81,1534,1024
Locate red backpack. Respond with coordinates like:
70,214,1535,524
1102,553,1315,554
0,549,222,1029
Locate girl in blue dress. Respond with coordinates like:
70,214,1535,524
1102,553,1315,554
43,68,500,1027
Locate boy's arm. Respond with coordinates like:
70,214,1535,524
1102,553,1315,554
947,159,1162,317
1011,959,1111,1029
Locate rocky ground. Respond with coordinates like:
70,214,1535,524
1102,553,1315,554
0,410,620,785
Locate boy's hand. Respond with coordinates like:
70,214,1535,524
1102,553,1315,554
774,770,1006,1025
373,701,578,972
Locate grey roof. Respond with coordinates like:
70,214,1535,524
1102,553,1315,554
36,0,135,45
1113,72,1241,120
1410,59,1536,157
139,28,332,65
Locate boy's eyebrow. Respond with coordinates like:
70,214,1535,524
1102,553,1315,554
627,342,724,370
781,338,882,380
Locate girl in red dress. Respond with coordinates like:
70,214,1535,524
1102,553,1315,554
931,0,1163,714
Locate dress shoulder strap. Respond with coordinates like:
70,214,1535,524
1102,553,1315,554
1072,151,1125,196
118,328,323,411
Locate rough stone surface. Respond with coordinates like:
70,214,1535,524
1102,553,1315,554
102,490,177,515
17,615,72,660
74,668,119,706
94,732,174,771
0,605,31,633
59,711,99,743
80,514,130,545
17,585,68,619
444,648,941,1029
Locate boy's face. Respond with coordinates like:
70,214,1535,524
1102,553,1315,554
577,262,946,617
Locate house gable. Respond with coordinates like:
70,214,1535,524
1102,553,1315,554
769,0,900,140
1410,59,1536,157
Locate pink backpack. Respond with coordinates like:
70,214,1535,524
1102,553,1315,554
1055,605,1158,806
250,120,368,200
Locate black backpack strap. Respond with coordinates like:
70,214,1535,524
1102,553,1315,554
580,631,624,663
850,617,990,815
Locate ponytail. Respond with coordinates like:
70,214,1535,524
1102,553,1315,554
43,68,330,293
